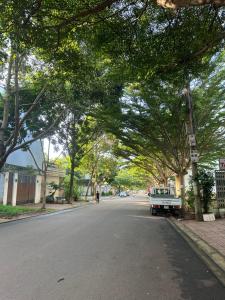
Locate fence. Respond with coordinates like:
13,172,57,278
0,172,41,206
16,174,36,204
215,170,225,208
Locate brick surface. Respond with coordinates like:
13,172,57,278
181,218,225,256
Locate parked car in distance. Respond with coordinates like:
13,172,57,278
119,191,129,197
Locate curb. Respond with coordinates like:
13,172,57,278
168,218,225,287
0,202,93,225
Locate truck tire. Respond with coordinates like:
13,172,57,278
151,208,157,216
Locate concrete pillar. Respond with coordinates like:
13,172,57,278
12,173,18,207
35,175,42,204
3,172,9,205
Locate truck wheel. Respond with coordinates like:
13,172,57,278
152,208,156,216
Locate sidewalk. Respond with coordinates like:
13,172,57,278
169,217,225,286
180,218,225,257
23,201,91,211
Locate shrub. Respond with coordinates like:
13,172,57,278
196,169,214,214
101,191,113,196
185,187,195,210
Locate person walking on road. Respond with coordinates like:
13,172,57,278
96,191,100,204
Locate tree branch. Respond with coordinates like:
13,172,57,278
13,50,20,147
4,111,64,159
1,48,13,130
19,84,48,128
55,0,118,29
157,0,225,8
5,84,48,147
25,141,42,173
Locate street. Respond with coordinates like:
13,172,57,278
0,196,224,300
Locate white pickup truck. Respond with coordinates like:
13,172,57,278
148,187,182,216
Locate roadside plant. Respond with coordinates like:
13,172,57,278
63,175,82,201
196,169,214,214
185,187,195,211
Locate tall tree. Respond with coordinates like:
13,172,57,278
96,73,225,198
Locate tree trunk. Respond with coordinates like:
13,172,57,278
162,176,168,187
42,167,47,209
91,182,93,196
192,162,202,220
41,138,50,209
85,177,92,200
175,173,186,218
85,166,96,201
68,156,75,203
175,174,185,199
0,157,7,171
0,50,13,171
93,171,97,202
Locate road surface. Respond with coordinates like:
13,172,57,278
0,196,224,300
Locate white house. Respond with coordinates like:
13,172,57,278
0,85,45,205
0,140,44,206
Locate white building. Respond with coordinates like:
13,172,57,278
0,141,44,206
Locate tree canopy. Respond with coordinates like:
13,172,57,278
0,1,224,217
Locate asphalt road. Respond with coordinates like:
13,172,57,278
0,196,224,300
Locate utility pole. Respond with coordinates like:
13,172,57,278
184,84,202,221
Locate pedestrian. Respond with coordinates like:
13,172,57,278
96,191,100,204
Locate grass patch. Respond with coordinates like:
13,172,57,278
0,205,41,218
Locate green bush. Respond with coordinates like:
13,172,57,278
195,169,214,214
101,191,113,196
185,187,195,210
63,176,82,201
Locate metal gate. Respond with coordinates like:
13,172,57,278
16,175,36,204
215,171,225,208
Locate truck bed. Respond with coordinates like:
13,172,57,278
149,195,182,206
